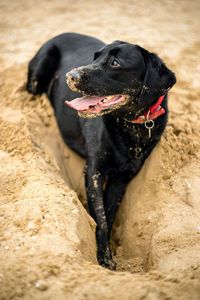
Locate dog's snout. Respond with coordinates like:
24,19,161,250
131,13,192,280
66,69,82,92
66,69,81,82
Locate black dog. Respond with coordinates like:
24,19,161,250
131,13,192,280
27,33,176,270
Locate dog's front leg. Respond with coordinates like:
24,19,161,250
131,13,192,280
85,163,116,270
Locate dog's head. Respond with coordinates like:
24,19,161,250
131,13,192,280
65,41,176,119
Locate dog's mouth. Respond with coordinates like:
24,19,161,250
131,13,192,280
65,94,126,114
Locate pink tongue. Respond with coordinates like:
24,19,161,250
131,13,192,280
65,95,105,110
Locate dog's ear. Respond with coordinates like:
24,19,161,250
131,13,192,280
139,47,176,107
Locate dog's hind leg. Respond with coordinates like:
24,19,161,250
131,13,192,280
104,158,149,237
27,42,60,95
104,177,127,236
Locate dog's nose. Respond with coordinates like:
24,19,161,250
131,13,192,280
66,69,81,82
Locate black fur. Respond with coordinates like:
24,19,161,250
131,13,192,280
27,33,176,270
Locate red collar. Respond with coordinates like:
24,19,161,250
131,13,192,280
129,95,166,124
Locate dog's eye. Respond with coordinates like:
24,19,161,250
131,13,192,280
110,58,120,67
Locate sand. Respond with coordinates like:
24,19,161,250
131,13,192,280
0,0,200,299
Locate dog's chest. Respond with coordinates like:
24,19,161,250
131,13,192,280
110,124,147,165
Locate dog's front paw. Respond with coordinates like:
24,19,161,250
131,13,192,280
99,257,117,270
97,247,116,270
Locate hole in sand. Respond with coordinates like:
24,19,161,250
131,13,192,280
24,93,147,273
24,91,200,276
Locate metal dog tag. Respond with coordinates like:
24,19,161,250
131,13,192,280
145,120,155,138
